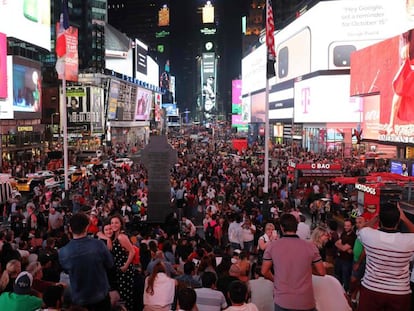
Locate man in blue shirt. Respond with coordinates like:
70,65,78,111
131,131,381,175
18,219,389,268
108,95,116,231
59,212,114,311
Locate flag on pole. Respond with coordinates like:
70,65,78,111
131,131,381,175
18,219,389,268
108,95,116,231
266,0,276,78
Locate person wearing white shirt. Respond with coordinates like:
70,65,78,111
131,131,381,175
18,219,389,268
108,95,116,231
297,214,311,240
248,266,274,311
312,275,352,311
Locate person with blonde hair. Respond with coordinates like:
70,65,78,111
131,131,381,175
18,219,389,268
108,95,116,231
310,226,334,272
143,261,177,311
257,222,278,264
0,259,21,293
26,261,58,295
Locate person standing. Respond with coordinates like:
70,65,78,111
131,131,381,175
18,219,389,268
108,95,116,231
261,213,326,311
59,212,114,311
334,219,356,293
357,203,414,311
109,214,136,311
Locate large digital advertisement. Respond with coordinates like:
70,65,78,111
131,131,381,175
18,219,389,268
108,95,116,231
350,29,414,143
274,0,414,83
294,74,361,123
66,87,103,133
201,52,216,118
135,88,152,121
12,56,42,119
0,32,7,99
0,0,51,51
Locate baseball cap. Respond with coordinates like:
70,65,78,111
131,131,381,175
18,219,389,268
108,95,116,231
14,271,33,295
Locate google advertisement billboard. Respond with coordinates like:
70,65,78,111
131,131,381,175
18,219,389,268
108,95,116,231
0,0,51,51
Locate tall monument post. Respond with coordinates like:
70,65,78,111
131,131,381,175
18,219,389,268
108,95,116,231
140,135,177,223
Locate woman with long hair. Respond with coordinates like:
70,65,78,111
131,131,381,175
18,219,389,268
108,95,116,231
311,226,333,271
0,259,21,293
143,261,177,311
109,214,136,310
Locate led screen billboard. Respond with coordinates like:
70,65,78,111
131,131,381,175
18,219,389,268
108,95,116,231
294,75,360,123
0,0,51,50
350,29,414,143
135,88,152,121
0,32,6,99
12,56,41,119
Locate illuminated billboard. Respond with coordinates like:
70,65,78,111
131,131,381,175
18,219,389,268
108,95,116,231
107,79,120,120
201,52,216,118
0,32,7,99
274,0,414,83
0,56,14,119
294,74,361,123
251,91,266,123
202,2,214,24
135,88,152,121
12,56,42,119
136,39,148,75
158,5,170,27
350,29,414,143
0,0,51,50
66,87,103,133
232,80,242,104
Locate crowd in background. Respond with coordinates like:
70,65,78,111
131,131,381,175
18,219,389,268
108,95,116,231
0,132,412,311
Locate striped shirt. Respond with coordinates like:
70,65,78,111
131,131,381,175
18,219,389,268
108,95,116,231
358,227,414,295
195,287,227,311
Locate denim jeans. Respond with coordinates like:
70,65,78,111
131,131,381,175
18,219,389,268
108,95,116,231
334,257,353,292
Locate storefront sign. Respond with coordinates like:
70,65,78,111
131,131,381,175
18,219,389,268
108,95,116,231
355,183,377,195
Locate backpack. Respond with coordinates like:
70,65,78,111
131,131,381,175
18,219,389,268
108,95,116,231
205,222,218,243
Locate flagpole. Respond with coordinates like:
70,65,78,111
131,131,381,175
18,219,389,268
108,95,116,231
62,73,69,193
264,0,275,194
264,76,270,194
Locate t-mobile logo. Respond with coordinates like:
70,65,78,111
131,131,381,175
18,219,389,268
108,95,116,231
301,87,310,114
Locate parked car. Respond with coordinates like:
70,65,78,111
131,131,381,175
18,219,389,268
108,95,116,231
12,177,44,193
26,170,55,179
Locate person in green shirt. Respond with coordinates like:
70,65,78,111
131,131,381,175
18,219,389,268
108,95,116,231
350,216,367,308
0,271,42,311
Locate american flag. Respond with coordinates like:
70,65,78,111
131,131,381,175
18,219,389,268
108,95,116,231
266,0,276,78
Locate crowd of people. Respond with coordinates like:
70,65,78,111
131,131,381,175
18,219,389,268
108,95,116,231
0,132,413,311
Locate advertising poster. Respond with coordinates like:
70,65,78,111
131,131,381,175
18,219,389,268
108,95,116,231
0,56,14,119
135,87,152,121
90,87,104,133
66,87,91,132
351,29,414,143
107,79,120,120
57,24,78,82
201,52,216,118
0,32,6,99
12,56,41,119
154,93,162,122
